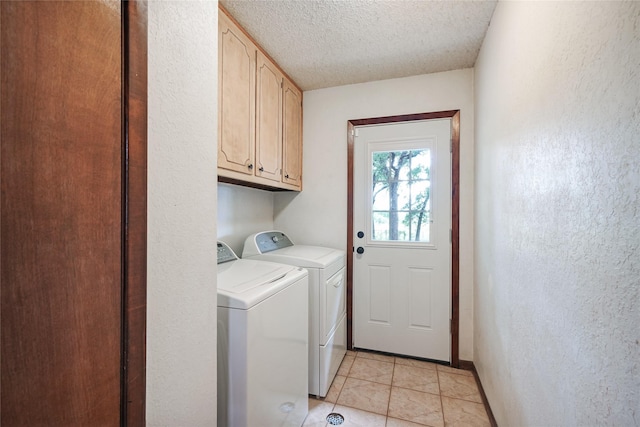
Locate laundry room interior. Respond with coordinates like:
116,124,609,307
146,0,638,425
2,0,637,426
208,1,638,425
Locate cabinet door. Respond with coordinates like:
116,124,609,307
256,51,283,183
218,11,256,175
1,1,147,424
282,79,303,189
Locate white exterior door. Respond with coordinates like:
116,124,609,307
353,119,452,362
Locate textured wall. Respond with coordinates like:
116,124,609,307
274,69,476,360
474,2,640,425
217,183,274,255
147,1,218,425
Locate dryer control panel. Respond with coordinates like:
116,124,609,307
254,231,294,253
217,242,238,264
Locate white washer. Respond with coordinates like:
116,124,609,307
217,241,308,427
242,231,346,397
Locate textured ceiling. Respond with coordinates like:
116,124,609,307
220,0,498,91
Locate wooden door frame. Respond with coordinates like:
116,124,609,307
122,1,147,424
346,110,461,367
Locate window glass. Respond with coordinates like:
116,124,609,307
370,149,431,242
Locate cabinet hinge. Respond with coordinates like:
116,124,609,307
450,319,452,333
450,229,452,243
450,140,453,153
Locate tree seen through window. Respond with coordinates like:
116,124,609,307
371,149,431,242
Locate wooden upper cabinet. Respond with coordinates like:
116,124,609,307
218,10,256,175
282,79,303,190
256,51,283,184
217,6,303,191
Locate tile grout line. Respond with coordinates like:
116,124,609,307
438,370,486,405
386,357,395,418
331,356,349,416
437,365,446,427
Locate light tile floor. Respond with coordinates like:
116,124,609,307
303,350,491,427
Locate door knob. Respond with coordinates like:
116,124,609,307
357,231,364,238
356,247,364,254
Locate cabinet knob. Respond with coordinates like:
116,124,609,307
259,166,264,172
248,163,254,170
285,174,289,179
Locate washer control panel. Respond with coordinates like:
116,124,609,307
255,231,294,253
217,242,237,264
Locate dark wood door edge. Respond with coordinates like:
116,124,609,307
346,122,356,352
122,1,148,425
450,110,461,367
459,360,498,427
346,110,460,367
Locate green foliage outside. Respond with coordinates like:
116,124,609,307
371,150,431,241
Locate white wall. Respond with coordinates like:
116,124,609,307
474,2,640,425
147,1,218,425
275,69,476,360
217,183,274,255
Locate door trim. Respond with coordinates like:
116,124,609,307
347,110,461,367
122,1,148,424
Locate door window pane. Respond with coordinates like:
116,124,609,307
372,211,389,240
370,148,431,243
372,186,389,211
410,180,430,210
395,181,410,211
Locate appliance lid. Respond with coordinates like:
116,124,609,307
217,258,306,309
246,245,345,269
243,231,345,268
218,258,294,294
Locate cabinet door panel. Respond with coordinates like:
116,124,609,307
282,80,303,189
1,1,122,424
218,12,255,174
256,52,282,183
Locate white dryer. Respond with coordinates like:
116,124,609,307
217,241,308,427
243,231,346,397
